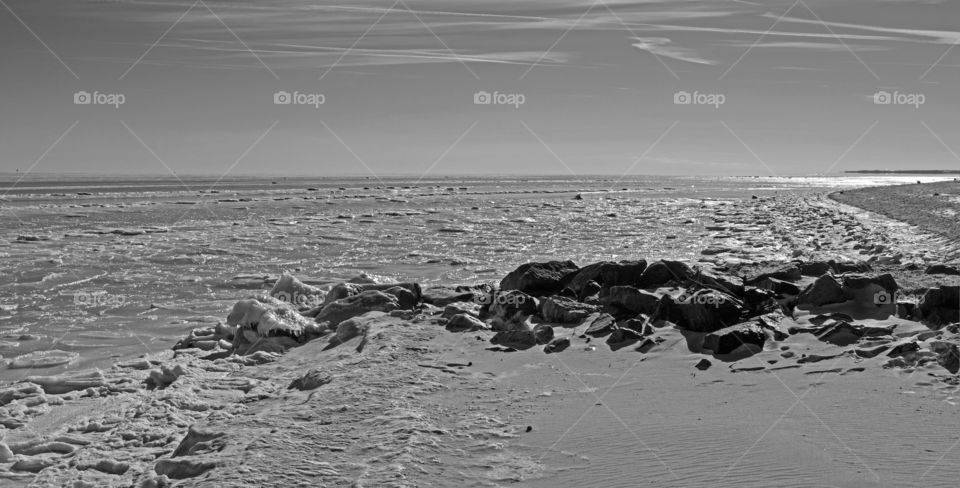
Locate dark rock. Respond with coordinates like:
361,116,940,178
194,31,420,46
446,313,489,332
926,264,960,276
384,286,419,309
490,330,536,350
564,260,648,296
288,369,333,391
540,296,598,323
580,280,602,301
813,322,895,346
702,322,767,356
621,317,653,335
752,277,801,296
441,302,480,320
930,342,960,374
917,286,960,326
600,286,661,315
487,290,538,330
636,260,693,288
799,261,832,277
854,345,890,358
533,324,555,345
544,337,570,354
500,260,579,296
695,358,712,370
584,313,617,336
808,312,854,326
635,337,658,353
659,289,744,333
606,327,644,351
797,275,849,307
841,273,898,294
313,290,399,327
886,341,920,358
747,264,802,284
422,284,490,307
829,260,872,274
742,287,780,316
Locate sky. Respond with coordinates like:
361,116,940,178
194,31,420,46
0,0,958,177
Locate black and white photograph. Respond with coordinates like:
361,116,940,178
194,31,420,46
1,0,959,486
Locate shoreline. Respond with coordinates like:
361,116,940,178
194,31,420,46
1,187,959,486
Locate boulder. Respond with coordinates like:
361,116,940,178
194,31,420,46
487,290,537,331
751,277,800,296
830,260,872,274
606,327,644,351
318,282,365,308
422,284,490,307
269,273,325,310
540,296,597,323
930,341,960,374
659,289,744,333
441,302,480,320
636,260,693,288
841,273,898,294
797,275,849,307
384,286,419,309
544,337,570,354
446,313,489,332
926,264,960,276
702,322,768,356
533,324,555,344
747,264,802,284
313,290,399,327
792,321,894,346
799,261,832,277
226,296,323,354
288,369,333,391
500,260,579,296
600,286,660,315
694,358,712,370
490,330,536,350
917,286,960,326
564,260,648,296
583,312,617,336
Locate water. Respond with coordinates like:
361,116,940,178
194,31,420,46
0,174,950,382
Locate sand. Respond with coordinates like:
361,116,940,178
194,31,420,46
1,183,959,487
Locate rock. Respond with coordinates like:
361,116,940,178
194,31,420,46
799,261,832,277
583,312,617,336
636,260,693,288
659,289,744,333
606,327,644,351
564,260,648,296
926,264,960,276
0,443,12,462
500,260,579,296
384,286,419,309
886,341,920,358
841,273,898,294
24,370,106,394
12,456,55,473
751,277,800,296
228,296,320,339
487,290,537,331
155,458,218,479
830,260,872,274
288,369,333,391
442,302,480,320
328,312,388,347
917,286,960,326
446,313,489,332
540,296,598,323
797,275,849,307
490,330,536,350
804,321,895,346
147,363,190,389
544,337,570,354
422,284,490,307
702,322,767,356
313,290,399,327
695,358,712,370
747,264,802,284
269,273,325,310
318,282,365,308
600,286,660,315
930,342,960,374
533,324,555,344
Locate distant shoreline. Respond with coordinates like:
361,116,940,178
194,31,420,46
830,180,960,241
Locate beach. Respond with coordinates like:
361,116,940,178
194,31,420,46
1,178,959,487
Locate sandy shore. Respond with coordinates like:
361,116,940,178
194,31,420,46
1,189,959,487
831,180,960,245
